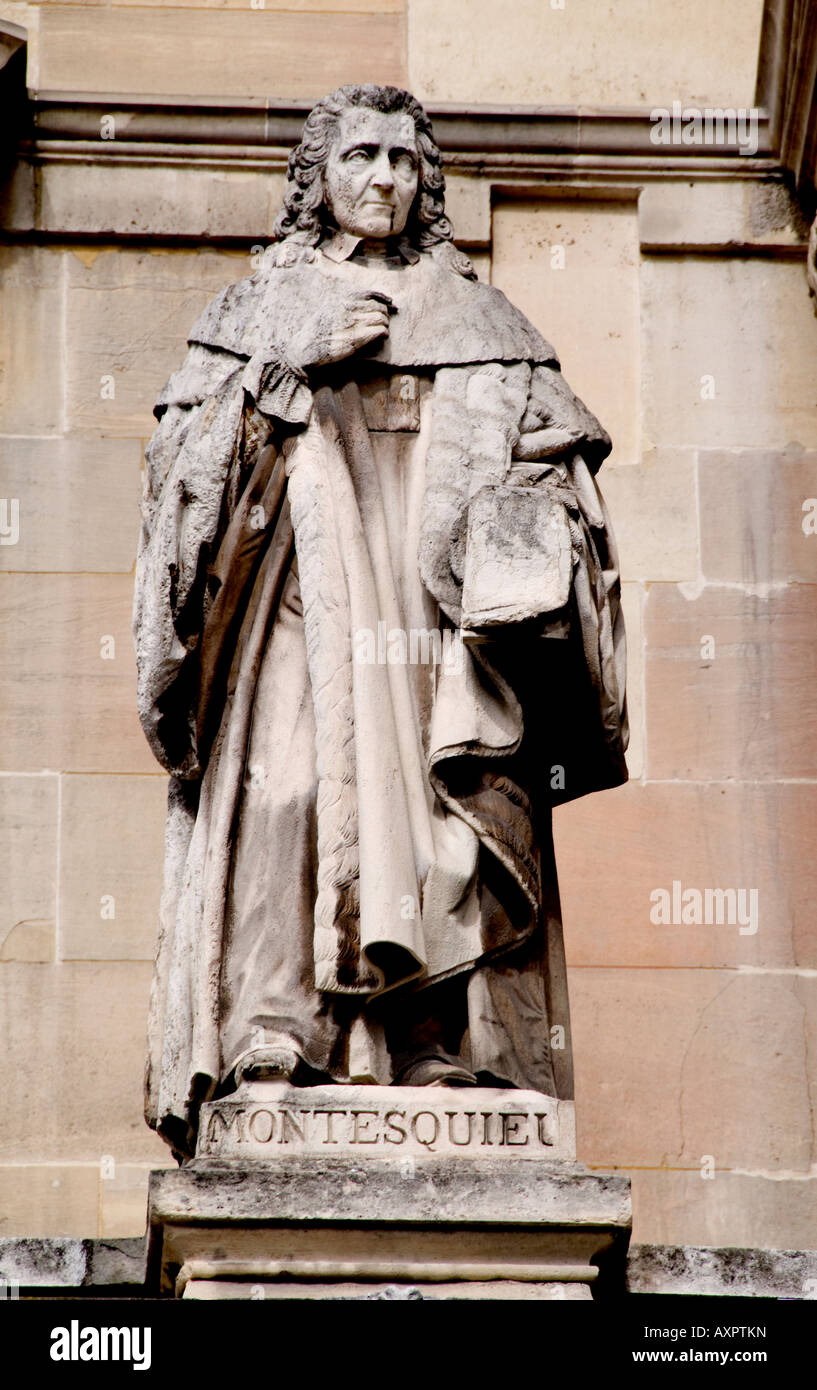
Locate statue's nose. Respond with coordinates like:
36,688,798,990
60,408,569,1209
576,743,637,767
370,155,395,190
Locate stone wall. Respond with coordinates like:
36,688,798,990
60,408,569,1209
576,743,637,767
5,0,763,103
2,0,815,1253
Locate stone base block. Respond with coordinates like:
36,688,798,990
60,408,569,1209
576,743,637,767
148,1143,631,1299
197,1082,575,1162
183,1278,594,1300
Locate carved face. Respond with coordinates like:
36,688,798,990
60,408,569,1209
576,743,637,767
323,108,420,240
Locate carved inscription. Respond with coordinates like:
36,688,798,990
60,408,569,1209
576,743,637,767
203,1101,557,1156
195,1086,574,1161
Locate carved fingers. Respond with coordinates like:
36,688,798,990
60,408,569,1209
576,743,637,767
286,291,394,370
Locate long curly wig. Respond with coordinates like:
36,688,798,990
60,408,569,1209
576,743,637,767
271,84,455,253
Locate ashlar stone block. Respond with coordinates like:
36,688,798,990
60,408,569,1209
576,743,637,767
644,583,817,780
59,774,167,962
0,574,158,774
492,198,640,465
100,1164,166,1240
0,435,142,573
698,448,817,585
601,449,698,582
106,0,403,7
0,1166,100,1239
639,180,808,253
65,247,246,436
0,774,58,961
569,967,816,1173
0,962,170,1165
407,0,763,108
38,7,406,96
149,1155,631,1298
631,1170,817,1252
38,161,284,243
641,256,817,451
0,160,35,233
555,781,817,971
0,247,65,434
444,174,490,249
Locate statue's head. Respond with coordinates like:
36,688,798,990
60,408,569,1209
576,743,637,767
272,84,454,253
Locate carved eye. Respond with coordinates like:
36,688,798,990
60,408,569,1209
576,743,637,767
346,149,370,165
393,154,416,178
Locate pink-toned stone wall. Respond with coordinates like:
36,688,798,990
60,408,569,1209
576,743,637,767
518,224,817,1250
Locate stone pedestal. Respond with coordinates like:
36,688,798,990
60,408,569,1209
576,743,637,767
147,1084,631,1300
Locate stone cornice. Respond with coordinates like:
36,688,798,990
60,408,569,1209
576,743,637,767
1,3,813,249
3,1,815,182
25,91,777,166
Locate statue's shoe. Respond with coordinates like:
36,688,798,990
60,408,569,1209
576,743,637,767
234,1046,300,1084
394,1057,478,1087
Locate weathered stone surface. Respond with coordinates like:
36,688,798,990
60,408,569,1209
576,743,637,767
461,484,572,628
37,7,406,95
197,1084,575,1162
149,1158,631,1296
627,1243,817,1297
639,182,751,252
0,247,64,434
64,247,245,435
0,1236,146,1287
0,575,159,773
134,89,625,1162
0,1236,88,1288
0,774,58,961
0,435,142,573
639,180,808,253
60,774,167,961
0,920,55,964
631,1170,817,1252
0,29,812,1281
155,1155,631,1225
698,448,817,584
569,968,816,1172
100,1165,160,1239
185,1277,593,1299
105,0,402,8
644,583,817,780
407,0,763,107
555,781,817,970
38,161,284,242
190,252,553,369
641,256,817,451
492,197,640,464
170,1226,608,1293
0,1167,99,1239
601,450,698,582
0,962,170,1164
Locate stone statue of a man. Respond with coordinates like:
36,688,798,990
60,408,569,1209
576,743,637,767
134,83,627,1161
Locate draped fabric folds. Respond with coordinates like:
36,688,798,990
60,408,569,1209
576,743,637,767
133,245,627,1158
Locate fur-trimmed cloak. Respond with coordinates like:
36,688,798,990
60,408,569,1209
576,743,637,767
133,242,627,1157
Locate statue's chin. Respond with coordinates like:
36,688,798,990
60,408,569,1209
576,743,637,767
346,216,396,240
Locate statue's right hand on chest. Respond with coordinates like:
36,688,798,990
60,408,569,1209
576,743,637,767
285,290,394,372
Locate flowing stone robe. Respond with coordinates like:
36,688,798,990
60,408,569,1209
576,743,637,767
134,236,628,1159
